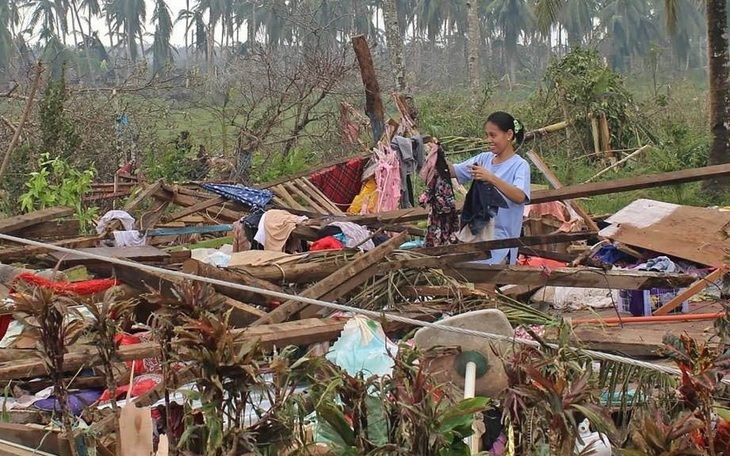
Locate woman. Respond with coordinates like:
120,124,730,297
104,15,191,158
447,111,531,265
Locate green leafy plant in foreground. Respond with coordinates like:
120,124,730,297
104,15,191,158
18,152,97,231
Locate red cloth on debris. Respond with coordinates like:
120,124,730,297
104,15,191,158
309,158,366,209
115,332,162,375
517,256,567,268
14,272,118,296
310,236,344,251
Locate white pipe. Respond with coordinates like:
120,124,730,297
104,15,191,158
464,361,478,454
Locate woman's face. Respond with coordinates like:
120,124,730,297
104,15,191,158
485,121,514,155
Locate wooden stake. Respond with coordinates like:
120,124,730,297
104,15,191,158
583,145,651,183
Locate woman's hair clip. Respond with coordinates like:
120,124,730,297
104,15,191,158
513,119,522,133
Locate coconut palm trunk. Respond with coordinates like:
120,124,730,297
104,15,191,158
703,0,730,196
382,0,407,93
467,0,480,105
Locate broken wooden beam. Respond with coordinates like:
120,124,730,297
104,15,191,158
181,259,282,306
446,264,697,289
526,150,600,232
653,268,726,315
0,207,74,233
252,232,407,325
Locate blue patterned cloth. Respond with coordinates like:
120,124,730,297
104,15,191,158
200,183,273,210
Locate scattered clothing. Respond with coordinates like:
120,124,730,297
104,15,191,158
310,236,345,251
419,144,460,247
592,243,638,265
33,390,102,416
310,157,366,210
460,181,509,236
390,135,425,208
454,152,531,264
243,212,265,250
375,144,402,212
99,373,163,403
255,210,308,252
200,183,273,210
328,221,375,251
96,210,136,234
456,222,494,244
636,256,678,273
347,176,378,215
316,225,344,239
112,230,146,247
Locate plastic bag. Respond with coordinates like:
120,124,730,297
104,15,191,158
325,316,398,377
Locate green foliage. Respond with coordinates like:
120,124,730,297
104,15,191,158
309,344,490,455
38,69,82,160
18,153,97,231
251,148,316,184
542,47,650,151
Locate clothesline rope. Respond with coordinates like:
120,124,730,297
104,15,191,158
0,232,725,384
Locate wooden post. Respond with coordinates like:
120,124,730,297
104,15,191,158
352,35,385,143
590,114,601,159
598,112,614,162
181,259,282,306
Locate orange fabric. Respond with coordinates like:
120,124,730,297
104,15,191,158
517,256,567,268
523,201,582,232
263,210,306,252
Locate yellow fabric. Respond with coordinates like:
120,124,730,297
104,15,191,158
347,177,378,214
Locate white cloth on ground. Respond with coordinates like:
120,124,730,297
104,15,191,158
96,210,136,234
112,230,146,247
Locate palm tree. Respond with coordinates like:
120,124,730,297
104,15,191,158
383,0,407,92
0,1,21,71
151,0,174,73
106,0,146,62
485,0,534,84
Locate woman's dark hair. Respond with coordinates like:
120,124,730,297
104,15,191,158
485,111,525,146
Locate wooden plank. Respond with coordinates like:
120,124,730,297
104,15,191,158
566,327,669,358
654,268,725,315
49,246,170,267
0,207,74,233
531,163,730,204
297,178,345,215
526,150,600,232
181,259,281,306
146,224,232,236
413,231,594,257
252,232,407,326
138,199,170,230
342,163,730,225
0,319,349,381
271,184,305,210
153,187,241,222
446,264,697,289
112,261,264,324
599,199,730,266
10,219,80,241
0,423,61,454
0,235,101,262
288,180,328,214
123,180,163,213
163,196,227,223
283,181,319,212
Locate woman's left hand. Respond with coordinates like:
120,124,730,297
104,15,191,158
470,164,495,183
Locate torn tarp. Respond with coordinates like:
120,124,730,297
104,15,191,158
200,183,273,210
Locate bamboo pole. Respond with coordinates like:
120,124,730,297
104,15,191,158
583,145,651,183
